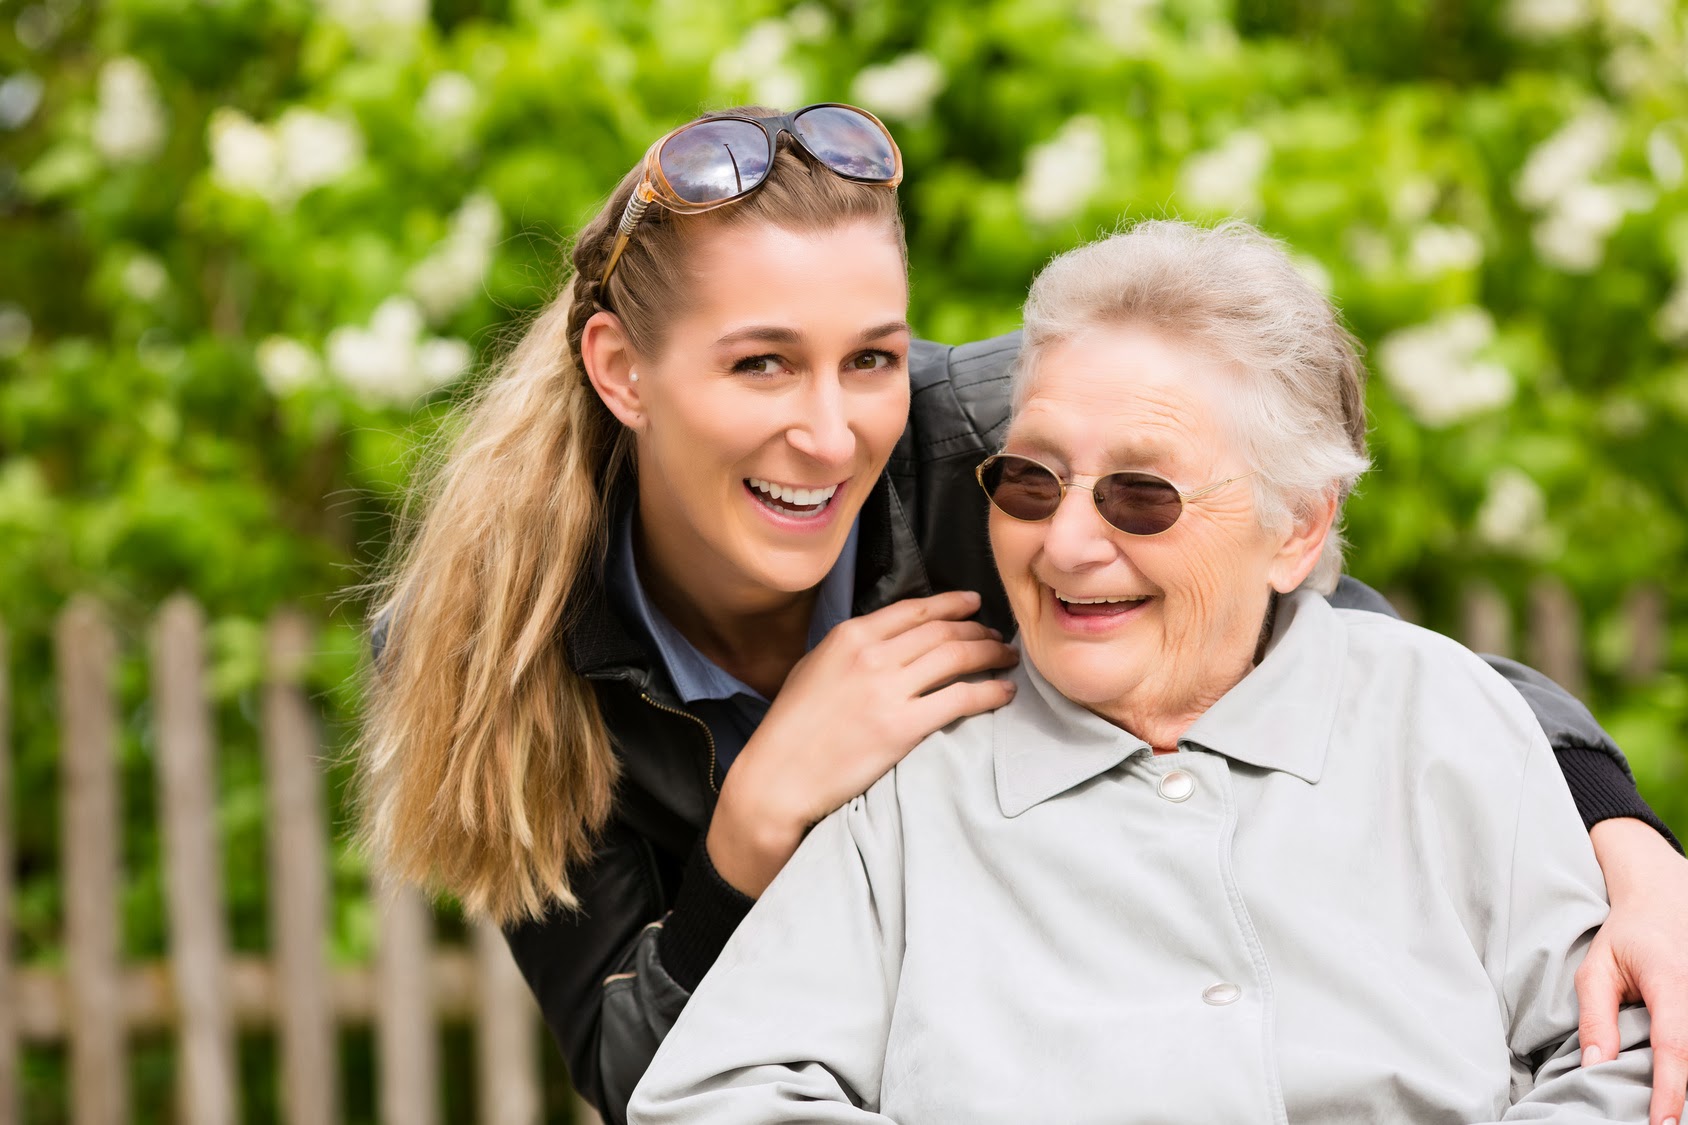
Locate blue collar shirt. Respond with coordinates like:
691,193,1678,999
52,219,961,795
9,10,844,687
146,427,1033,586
605,507,859,776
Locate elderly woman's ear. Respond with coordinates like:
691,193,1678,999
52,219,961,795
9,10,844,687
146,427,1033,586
1267,491,1340,594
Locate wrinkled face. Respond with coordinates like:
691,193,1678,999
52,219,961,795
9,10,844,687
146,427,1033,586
632,219,910,601
990,325,1301,729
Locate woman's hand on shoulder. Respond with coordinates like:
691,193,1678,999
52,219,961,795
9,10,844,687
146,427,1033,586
1578,817,1688,1125
707,589,1018,897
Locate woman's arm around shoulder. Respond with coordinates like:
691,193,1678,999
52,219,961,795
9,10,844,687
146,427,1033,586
1482,734,1654,1122
629,776,910,1125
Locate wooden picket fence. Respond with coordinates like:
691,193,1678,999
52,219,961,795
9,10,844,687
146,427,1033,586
0,596,602,1125
0,581,1674,1123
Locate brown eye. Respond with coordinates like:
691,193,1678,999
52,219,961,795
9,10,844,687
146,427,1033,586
849,349,898,371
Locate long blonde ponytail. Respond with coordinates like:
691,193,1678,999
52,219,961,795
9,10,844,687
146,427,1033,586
359,277,630,922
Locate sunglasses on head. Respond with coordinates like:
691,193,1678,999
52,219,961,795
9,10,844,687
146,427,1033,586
976,453,1255,537
597,103,904,293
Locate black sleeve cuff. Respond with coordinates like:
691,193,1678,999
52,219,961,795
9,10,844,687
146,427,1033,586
1557,745,1682,854
655,840,756,993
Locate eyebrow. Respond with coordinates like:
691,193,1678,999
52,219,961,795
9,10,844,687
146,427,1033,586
1007,431,1173,469
714,320,912,349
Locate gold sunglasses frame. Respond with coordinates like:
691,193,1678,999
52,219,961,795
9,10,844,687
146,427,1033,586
975,453,1256,537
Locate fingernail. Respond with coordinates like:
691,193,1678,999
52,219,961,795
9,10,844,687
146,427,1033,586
1662,1117,1676,1125
988,628,1003,640
1580,1045,1601,1067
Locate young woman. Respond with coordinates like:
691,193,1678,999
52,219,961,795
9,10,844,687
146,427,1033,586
359,105,1688,1125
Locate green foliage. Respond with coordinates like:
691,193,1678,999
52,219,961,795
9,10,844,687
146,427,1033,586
3,0,1687,1116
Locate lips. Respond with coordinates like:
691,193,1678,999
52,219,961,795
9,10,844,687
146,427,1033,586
745,477,844,521
1055,592,1151,617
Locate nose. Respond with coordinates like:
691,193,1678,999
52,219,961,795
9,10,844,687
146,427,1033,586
785,376,856,467
1039,482,1119,573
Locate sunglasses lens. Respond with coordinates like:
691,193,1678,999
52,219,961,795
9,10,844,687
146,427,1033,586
658,120,772,204
982,456,1063,521
793,106,899,182
1096,473,1184,535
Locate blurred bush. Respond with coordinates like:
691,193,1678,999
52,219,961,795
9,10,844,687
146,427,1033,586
2,0,1686,1115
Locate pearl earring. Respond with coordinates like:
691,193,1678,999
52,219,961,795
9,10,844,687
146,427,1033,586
629,370,640,383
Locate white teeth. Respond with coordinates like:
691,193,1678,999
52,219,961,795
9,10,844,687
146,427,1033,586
747,478,841,507
1056,594,1149,605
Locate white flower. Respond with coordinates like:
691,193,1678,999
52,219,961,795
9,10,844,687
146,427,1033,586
92,57,166,163
1514,107,1619,210
1647,126,1683,188
208,106,363,206
713,20,804,107
0,72,44,130
1178,129,1270,215
208,108,279,195
1019,116,1106,224
1407,223,1484,278
1601,44,1655,95
407,192,502,322
1656,276,1688,343
416,337,472,386
1475,468,1556,556
787,2,833,42
1602,0,1669,37
0,303,30,358
320,0,427,46
1087,0,1161,53
1389,177,1438,224
121,254,168,302
1504,0,1593,38
256,335,323,396
420,71,477,124
1531,180,1653,272
1377,307,1515,428
326,297,471,407
1344,225,1394,275
850,54,945,122
275,108,363,197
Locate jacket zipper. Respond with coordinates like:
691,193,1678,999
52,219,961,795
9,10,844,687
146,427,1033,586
639,692,719,794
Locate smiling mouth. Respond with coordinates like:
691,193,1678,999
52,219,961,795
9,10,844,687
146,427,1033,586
746,477,843,520
1054,591,1153,618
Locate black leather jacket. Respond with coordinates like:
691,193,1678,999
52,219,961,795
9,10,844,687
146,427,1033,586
441,333,1666,1124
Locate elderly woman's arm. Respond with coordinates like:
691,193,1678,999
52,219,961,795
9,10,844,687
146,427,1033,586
1470,737,1655,1122
628,783,907,1125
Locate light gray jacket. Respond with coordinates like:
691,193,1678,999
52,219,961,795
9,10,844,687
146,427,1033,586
630,591,1653,1124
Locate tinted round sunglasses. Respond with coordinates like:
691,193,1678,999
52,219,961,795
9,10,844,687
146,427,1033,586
976,453,1255,537
598,103,904,293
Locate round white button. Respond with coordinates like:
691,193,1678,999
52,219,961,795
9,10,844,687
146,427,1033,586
1203,982,1243,1006
1158,769,1195,802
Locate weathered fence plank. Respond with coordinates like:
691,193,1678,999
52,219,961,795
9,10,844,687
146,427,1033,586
1622,584,1666,683
1460,583,1513,660
1528,578,1587,701
472,918,542,1125
0,616,17,1125
151,596,239,1125
58,598,127,1125
375,882,437,1125
264,610,339,1125
13,952,482,1039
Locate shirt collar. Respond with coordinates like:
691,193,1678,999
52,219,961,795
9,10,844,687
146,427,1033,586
604,505,860,706
993,588,1344,817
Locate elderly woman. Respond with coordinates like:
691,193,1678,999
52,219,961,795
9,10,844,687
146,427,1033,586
626,220,1656,1123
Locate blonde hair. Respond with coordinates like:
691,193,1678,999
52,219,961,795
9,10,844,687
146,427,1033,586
358,109,905,923
1015,219,1370,594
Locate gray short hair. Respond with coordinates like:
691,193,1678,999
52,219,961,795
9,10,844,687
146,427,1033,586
1015,219,1370,594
